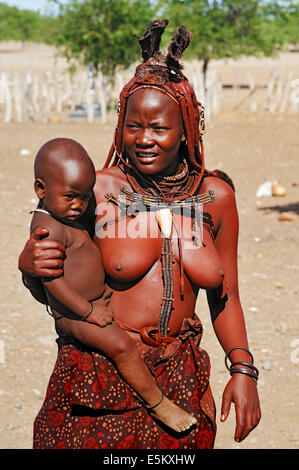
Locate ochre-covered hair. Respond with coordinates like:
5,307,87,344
104,19,234,197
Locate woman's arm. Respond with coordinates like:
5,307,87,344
208,181,261,442
18,226,65,304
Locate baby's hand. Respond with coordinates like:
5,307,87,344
96,289,113,307
87,303,114,328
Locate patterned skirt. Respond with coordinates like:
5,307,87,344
33,316,216,449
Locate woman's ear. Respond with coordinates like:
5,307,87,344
181,132,186,143
34,178,46,199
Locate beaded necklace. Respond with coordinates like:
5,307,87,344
105,161,216,339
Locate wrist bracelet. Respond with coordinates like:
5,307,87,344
22,273,41,290
225,346,254,371
22,274,29,289
229,361,259,377
225,346,259,384
229,367,258,384
22,274,36,289
81,302,94,322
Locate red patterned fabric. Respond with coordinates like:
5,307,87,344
33,317,216,449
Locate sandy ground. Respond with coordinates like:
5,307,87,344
0,42,298,450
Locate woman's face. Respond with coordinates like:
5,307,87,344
123,88,185,177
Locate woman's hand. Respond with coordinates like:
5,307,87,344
18,226,65,278
220,373,261,442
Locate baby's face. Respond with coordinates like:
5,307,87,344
43,167,95,221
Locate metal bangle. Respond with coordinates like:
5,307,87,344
230,367,258,384
230,361,259,377
46,304,64,321
22,274,36,289
225,346,254,371
145,391,164,410
22,274,29,289
81,302,94,322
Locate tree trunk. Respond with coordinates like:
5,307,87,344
202,57,210,93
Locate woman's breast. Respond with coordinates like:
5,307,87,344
180,228,224,290
99,236,162,283
96,209,224,290
96,211,162,283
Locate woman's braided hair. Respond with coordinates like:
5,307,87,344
104,19,234,197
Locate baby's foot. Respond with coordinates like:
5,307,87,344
146,394,197,433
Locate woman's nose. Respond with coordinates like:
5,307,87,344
136,129,154,147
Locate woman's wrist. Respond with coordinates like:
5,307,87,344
225,346,259,384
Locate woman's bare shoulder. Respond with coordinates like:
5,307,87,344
200,174,238,234
201,173,236,207
94,166,127,203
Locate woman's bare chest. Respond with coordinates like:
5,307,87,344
95,209,224,289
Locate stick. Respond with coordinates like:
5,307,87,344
246,72,257,111
280,72,293,113
97,71,107,124
233,85,260,110
1,72,12,122
14,73,23,122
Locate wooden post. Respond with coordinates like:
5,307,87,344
97,71,107,124
85,72,94,123
280,72,293,113
1,72,12,122
205,70,212,121
33,74,40,116
269,68,284,112
263,66,276,111
14,72,23,122
247,72,257,111
41,73,51,122
115,72,125,100
232,70,240,108
213,78,223,115
290,78,299,114
25,70,34,121
65,74,75,113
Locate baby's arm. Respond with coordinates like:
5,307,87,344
30,214,113,328
43,276,114,327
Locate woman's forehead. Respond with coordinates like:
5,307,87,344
125,87,181,118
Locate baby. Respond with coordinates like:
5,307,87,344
29,137,197,433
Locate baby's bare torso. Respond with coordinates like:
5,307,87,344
31,212,105,313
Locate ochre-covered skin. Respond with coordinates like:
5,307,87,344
19,61,261,447
94,165,226,338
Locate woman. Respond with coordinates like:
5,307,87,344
19,20,261,449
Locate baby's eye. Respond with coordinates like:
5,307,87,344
81,193,91,201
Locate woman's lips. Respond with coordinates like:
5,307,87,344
136,152,158,164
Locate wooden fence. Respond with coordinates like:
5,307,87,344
0,62,298,123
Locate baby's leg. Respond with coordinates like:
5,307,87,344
56,317,197,432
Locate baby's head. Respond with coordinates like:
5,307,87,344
34,138,96,221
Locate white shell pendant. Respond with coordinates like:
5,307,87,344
155,208,173,238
